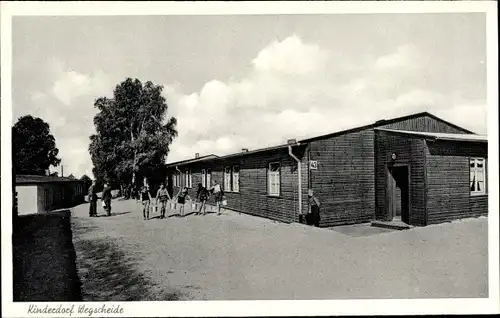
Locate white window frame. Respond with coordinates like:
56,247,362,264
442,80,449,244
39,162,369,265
206,169,212,189
224,167,232,191
268,162,281,196
232,166,240,193
185,169,192,188
201,169,206,188
174,171,181,187
470,157,487,195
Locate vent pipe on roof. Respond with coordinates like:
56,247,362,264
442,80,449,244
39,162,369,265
242,148,249,152
195,153,200,159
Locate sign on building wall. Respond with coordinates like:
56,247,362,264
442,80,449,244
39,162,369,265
310,160,318,170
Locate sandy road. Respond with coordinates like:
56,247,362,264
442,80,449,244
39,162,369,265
71,198,488,300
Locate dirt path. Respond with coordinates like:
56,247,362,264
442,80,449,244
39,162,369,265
71,199,488,300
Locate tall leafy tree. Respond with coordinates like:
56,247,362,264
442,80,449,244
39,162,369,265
80,174,93,192
12,115,61,175
89,78,177,188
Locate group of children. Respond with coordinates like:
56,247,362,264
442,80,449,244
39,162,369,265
137,180,225,220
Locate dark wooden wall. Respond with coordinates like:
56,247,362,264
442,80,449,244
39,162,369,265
374,131,427,226
426,140,488,224
168,146,308,223
308,130,376,227
165,114,478,227
379,116,471,134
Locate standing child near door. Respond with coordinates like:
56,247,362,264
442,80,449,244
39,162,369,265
307,189,321,227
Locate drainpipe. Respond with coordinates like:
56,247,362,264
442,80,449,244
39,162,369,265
175,166,181,188
288,143,302,221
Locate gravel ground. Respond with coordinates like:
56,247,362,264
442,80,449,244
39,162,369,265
71,198,488,300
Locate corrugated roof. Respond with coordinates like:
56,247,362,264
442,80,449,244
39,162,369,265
16,175,83,184
375,128,488,143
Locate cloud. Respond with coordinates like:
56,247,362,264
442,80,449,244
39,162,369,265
252,35,329,75
25,64,113,178
51,69,111,106
165,36,487,164
14,34,487,178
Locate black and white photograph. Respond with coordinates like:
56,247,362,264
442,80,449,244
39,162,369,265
1,1,499,317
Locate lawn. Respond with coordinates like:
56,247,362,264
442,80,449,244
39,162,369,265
71,199,488,300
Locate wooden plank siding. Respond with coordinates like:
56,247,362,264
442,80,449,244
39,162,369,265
164,113,479,227
379,116,472,134
425,140,488,224
374,131,427,226
308,130,376,227
167,146,308,223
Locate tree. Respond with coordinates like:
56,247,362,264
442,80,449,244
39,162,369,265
89,78,178,189
49,172,59,177
80,174,93,192
12,115,61,175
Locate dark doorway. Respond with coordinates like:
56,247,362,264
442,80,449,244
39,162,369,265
387,165,410,224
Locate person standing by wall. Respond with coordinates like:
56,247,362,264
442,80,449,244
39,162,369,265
102,182,112,216
307,189,321,227
88,181,98,217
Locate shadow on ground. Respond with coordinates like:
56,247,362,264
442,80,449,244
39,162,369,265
72,219,182,301
93,211,131,218
13,211,82,301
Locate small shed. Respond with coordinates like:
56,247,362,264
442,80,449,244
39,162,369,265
15,175,86,215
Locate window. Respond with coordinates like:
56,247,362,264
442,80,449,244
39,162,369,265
268,162,281,196
232,166,240,192
184,169,192,188
223,166,240,192
470,158,486,195
202,169,212,188
174,171,181,187
206,169,212,189
224,167,232,190
201,169,206,188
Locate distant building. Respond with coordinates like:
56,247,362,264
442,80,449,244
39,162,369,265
15,175,86,215
165,112,488,227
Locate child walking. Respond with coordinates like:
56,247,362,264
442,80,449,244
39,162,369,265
140,185,153,220
156,183,171,219
175,187,191,217
195,183,209,215
210,180,224,216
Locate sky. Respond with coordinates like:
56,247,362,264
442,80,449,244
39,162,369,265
12,13,487,179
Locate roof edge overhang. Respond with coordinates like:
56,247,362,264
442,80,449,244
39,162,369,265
166,143,306,168
374,128,488,143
